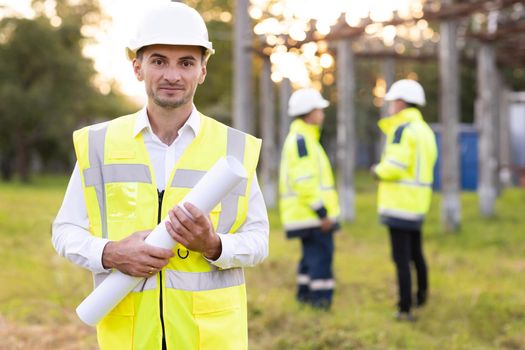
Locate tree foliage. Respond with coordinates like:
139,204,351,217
0,0,135,181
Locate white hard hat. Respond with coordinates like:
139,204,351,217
126,2,215,61
288,88,330,117
384,79,426,106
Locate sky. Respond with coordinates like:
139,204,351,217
0,0,173,103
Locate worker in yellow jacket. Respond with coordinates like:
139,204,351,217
279,88,340,309
372,79,437,321
52,3,269,349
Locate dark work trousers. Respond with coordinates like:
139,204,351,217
296,228,334,309
389,227,428,312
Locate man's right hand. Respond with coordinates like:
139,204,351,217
320,217,333,233
101,231,174,278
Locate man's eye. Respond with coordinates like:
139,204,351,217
153,59,163,65
182,61,194,67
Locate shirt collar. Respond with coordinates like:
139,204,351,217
133,105,201,138
377,107,422,134
290,118,321,141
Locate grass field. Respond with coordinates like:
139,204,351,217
1,175,524,349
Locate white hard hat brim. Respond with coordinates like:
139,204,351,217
288,98,329,117
384,90,397,101
384,92,426,106
126,37,215,60
318,99,330,109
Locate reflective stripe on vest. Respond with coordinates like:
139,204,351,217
391,142,432,188
94,268,244,292
84,125,248,238
84,126,153,238
283,219,327,231
281,141,334,198
218,128,247,233
94,272,157,291
379,208,425,221
398,180,432,188
386,158,407,170
164,268,244,291
170,127,248,234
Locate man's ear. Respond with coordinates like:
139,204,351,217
133,59,144,81
198,64,207,85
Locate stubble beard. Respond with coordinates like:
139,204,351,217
153,95,188,109
150,87,195,110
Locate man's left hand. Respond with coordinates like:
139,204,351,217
370,164,379,180
320,217,334,233
165,202,222,260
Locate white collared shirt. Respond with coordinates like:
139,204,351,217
52,106,269,272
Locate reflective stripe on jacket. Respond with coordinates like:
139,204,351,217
278,118,340,233
73,113,261,350
375,108,437,226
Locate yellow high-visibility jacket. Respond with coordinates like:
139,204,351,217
73,112,261,350
375,107,438,229
279,118,340,235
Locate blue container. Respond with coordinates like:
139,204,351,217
432,124,478,191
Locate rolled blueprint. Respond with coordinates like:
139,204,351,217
76,156,247,326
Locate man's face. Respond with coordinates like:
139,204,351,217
305,108,325,126
388,99,407,116
133,45,207,110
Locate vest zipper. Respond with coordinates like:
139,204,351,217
157,189,167,350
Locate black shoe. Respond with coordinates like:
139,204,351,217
394,311,416,322
311,300,331,311
416,292,427,308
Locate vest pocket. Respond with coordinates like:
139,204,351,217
193,286,240,314
106,183,138,240
192,285,247,349
106,183,138,220
96,295,136,349
97,315,134,350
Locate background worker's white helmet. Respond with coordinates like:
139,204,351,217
288,88,330,117
384,79,426,106
126,2,215,61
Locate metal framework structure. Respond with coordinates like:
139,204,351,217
238,0,525,227
254,0,525,66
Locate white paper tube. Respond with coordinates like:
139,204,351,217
76,156,247,326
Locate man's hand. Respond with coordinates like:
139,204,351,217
102,230,174,278
165,202,222,261
370,164,379,180
320,217,333,233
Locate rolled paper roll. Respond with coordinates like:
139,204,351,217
76,156,247,326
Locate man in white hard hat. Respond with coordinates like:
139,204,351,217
371,79,437,321
279,88,340,309
52,3,269,349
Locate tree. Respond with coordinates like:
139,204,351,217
0,0,135,181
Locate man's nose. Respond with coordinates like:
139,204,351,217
163,66,181,83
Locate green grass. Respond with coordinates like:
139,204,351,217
1,175,524,349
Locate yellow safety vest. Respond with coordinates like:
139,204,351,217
278,118,340,233
73,112,261,350
375,107,437,225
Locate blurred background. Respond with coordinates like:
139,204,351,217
0,0,524,349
